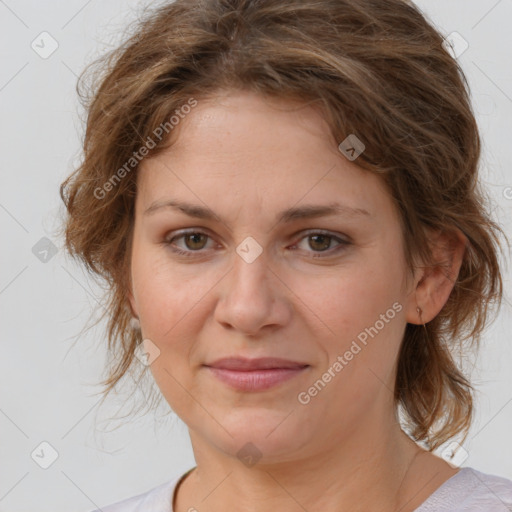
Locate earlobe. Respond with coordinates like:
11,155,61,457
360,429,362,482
127,291,141,330
406,228,467,325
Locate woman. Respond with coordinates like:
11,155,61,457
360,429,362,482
60,0,512,510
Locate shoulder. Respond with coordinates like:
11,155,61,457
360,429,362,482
463,467,512,510
416,466,512,512
86,470,190,512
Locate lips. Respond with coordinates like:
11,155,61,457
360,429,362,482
203,357,310,391
204,357,309,371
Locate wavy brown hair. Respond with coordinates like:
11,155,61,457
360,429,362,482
59,0,508,449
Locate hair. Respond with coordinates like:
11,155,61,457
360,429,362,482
59,0,508,450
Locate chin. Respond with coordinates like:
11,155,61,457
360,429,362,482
198,408,313,464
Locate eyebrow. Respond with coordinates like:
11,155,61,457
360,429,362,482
143,199,371,224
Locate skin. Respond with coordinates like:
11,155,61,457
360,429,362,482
128,89,467,512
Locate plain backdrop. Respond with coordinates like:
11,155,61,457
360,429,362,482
1,1,511,511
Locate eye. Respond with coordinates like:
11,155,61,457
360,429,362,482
163,230,215,257
290,230,350,257
163,229,350,259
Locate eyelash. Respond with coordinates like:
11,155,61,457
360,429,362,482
162,229,350,259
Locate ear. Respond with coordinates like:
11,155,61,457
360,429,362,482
405,228,468,325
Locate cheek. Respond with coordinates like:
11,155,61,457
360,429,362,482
131,242,208,336
293,250,406,367
294,261,406,427
131,252,215,418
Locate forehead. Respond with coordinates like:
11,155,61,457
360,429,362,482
136,90,394,224
158,90,337,162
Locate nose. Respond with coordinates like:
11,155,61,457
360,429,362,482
213,244,292,336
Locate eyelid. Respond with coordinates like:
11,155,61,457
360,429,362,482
164,228,218,248
288,229,349,253
292,228,350,243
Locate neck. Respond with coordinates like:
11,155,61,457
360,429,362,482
173,414,449,512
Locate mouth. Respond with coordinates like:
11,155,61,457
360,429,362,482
203,357,310,391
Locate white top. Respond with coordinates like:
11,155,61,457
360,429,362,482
90,466,512,512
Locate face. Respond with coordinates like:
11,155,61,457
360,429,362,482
129,90,416,464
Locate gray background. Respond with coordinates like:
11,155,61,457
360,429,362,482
1,1,511,510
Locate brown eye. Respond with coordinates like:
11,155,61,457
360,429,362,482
163,230,214,257
183,232,209,250
308,234,333,252
291,230,350,258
